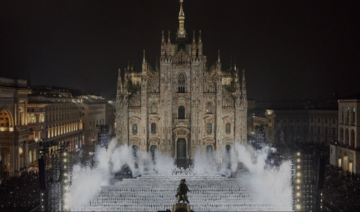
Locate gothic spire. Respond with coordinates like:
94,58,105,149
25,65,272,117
218,50,221,63
234,56,237,71
242,69,247,98
162,30,165,43
168,30,171,43
199,30,202,43
177,0,186,39
143,49,146,63
117,68,123,95
198,30,203,57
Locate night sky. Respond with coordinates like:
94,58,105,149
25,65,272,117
1,0,359,100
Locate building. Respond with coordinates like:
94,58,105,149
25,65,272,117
26,86,84,169
0,81,114,176
81,94,113,145
115,0,248,161
0,77,31,177
330,95,360,174
250,109,338,145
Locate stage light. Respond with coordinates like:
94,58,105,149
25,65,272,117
297,186,300,190
297,165,300,169
296,204,301,209
296,192,300,197
64,159,67,162
297,172,300,177
297,159,300,162
64,153,67,156
297,179,300,183
297,152,300,156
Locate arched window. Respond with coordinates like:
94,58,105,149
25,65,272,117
352,108,356,125
151,123,156,133
340,128,344,142
178,74,185,93
178,106,185,119
207,123,212,134
350,130,355,147
226,123,231,133
29,151,32,163
132,123,138,134
151,102,157,114
347,108,350,124
206,102,212,114
345,129,349,145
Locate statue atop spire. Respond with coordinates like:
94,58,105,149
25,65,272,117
177,0,186,39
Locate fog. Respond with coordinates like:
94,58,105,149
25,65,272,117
68,138,292,210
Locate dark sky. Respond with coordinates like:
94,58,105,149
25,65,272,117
1,0,359,100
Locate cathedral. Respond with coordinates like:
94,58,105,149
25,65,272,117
115,0,247,161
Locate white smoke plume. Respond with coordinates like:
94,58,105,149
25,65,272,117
68,139,292,211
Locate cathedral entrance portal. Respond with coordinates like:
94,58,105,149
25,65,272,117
177,139,186,159
176,138,187,167
150,145,157,161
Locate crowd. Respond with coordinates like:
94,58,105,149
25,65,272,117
0,171,40,212
322,165,360,211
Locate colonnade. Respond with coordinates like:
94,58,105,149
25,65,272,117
47,122,82,139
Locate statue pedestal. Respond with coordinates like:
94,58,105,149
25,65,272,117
172,203,191,212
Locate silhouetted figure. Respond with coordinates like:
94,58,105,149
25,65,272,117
176,179,190,204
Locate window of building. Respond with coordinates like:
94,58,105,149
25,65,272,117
333,119,336,124
311,118,313,123
178,74,185,93
317,127,321,134
89,122,92,129
340,128,343,142
318,118,320,123
325,127,328,135
332,128,336,136
325,118,327,123
226,123,231,133
132,123,138,134
151,102,157,114
178,106,185,119
342,108,344,123
311,126,314,134
347,108,350,124
290,127,294,133
207,123,212,134
151,123,156,133
352,108,356,125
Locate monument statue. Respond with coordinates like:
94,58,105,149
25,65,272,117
176,179,190,204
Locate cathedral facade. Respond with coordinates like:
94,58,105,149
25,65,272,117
116,0,247,160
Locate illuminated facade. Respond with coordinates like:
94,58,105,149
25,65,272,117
116,0,248,160
0,77,31,176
